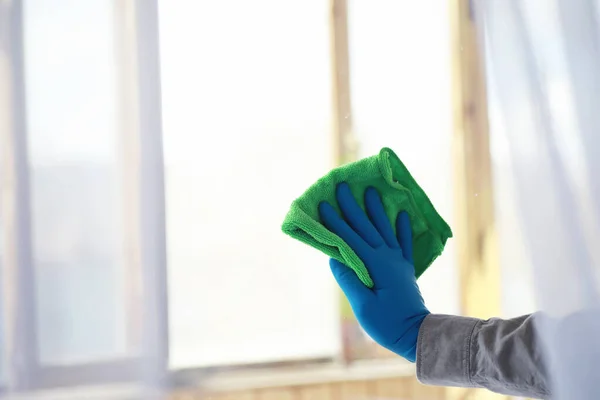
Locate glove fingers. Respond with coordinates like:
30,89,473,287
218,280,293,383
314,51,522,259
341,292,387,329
396,211,414,264
336,183,384,248
329,258,372,300
319,201,370,260
365,187,399,248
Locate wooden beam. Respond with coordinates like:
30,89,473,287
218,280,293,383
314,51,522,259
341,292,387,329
449,0,505,399
329,0,390,364
329,0,356,167
450,0,500,327
0,0,39,390
329,0,363,364
114,0,143,360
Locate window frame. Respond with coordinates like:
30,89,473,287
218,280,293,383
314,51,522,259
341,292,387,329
0,0,169,391
0,0,39,391
0,0,464,394
0,0,365,391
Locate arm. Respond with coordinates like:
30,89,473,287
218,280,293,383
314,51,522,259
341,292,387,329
319,183,550,398
417,313,550,398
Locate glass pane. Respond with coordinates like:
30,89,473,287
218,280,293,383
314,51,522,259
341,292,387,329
348,0,457,312
23,0,128,365
345,0,457,359
159,0,339,368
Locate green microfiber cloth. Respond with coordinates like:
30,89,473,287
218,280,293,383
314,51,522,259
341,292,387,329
281,147,452,288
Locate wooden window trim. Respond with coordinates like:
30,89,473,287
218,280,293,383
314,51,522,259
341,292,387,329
449,1,505,399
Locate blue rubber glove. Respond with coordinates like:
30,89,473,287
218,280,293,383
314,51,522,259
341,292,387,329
319,182,430,362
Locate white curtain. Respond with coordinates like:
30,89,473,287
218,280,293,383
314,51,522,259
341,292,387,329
482,0,600,398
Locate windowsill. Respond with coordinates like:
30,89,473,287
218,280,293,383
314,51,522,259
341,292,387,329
0,384,146,400
176,358,415,393
0,359,415,399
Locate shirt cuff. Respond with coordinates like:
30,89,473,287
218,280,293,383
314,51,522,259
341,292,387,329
416,314,481,388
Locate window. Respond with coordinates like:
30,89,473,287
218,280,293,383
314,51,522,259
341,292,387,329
2,0,344,387
345,0,459,358
0,0,151,390
23,0,129,365
159,0,340,368
1,0,459,395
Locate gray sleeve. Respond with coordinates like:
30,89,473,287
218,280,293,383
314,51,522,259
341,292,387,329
416,313,550,399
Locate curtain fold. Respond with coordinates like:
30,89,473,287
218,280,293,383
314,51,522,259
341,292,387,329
481,0,600,398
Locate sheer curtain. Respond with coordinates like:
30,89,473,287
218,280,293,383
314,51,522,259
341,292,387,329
481,0,600,398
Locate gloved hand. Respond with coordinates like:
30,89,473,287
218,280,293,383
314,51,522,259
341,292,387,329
319,182,430,362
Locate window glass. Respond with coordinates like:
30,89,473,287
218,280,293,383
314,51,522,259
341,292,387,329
23,0,128,365
159,0,340,368
348,0,458,316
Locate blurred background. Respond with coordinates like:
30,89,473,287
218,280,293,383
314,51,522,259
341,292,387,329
1,0,600,399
